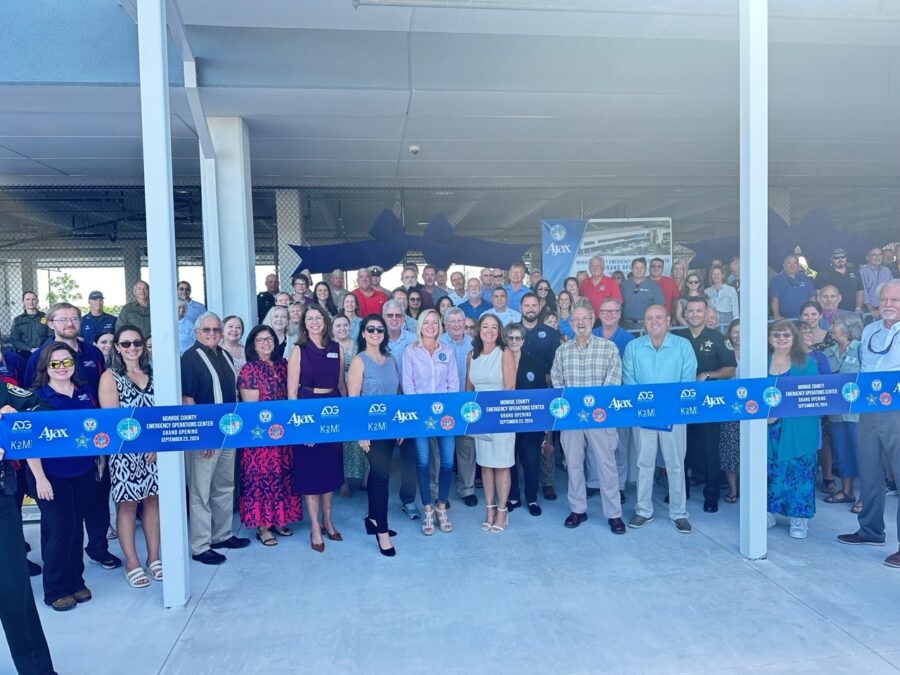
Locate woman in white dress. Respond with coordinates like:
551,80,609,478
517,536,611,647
465,313,516,533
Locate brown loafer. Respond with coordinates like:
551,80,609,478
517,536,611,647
50,596,77,612
884,551,900,568
564,512,587,529
73,587,92,603
608,517,626,535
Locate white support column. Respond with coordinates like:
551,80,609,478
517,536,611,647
275,188,302,290
208,117,255,328
200,156,223,316
739,0,769,560
137,0,191,608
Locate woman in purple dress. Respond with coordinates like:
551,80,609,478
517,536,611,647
237,325,303,547
287,304,347,553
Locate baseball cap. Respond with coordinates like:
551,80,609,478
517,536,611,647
831,248,846,257
368,266,383,275
88,290,104,300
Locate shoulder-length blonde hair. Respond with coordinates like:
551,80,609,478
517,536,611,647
413,308,443,345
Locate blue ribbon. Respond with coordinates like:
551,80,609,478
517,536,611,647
3,372,898,460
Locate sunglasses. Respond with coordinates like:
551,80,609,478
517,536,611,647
49,357,75,369
385,313,404,319
199,327,223,334
118,340,144,349
365,325,386,334
770,331,792,339
409,297,422,303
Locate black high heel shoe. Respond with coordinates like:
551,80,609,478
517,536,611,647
375,532,396,557
364,516,397,537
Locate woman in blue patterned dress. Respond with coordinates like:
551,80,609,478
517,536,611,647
766,320,821,539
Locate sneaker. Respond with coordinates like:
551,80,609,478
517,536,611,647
89,552,122,570
789,518,808,539
401,503,421,520
628,514,653,529
886,480,899,496
767,512,776,528
837,532,884,546
673,518,692,534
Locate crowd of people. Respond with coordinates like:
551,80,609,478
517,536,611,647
2,246,900,673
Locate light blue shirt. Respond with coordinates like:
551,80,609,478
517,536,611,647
178,316,195,354
440,332,473,391
504,284,528,312
860,319,900,373
448,290,467,306
623,332,697,385
485,307,521,325
388,330,416,379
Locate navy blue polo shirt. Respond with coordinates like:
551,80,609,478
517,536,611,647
34,384,97,478
523,322,560,385
768,272,815,318
24,339,106,395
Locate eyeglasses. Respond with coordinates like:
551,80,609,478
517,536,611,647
385,313,404,319
305,316,324,323
770,331,792,339
599,309,620,314
507,335,523,341
254,336,275,344
199,327,222,334
52,317,79,324
118,340,144,349
365,326,386,334
48,357,75,369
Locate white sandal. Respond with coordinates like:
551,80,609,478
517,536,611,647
490,507,509,533
147,560,163,581
481,505,497,531
126,566,150,588
422,508,435,536
436,505,453,533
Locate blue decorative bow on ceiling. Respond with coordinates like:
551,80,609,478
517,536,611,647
290,209,530,275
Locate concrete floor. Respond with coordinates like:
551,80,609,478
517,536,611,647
3,473,899,675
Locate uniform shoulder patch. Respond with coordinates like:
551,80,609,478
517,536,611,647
7,384,32,397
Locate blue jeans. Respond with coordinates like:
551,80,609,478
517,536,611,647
414,436,454,506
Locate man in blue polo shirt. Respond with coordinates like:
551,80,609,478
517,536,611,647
769,254,816,319
461,277,491,320
504,262,529,312
80,290,117,346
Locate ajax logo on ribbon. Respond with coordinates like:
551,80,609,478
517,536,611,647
549,397,570,419
460,401,482,424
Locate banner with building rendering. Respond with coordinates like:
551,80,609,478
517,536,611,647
541,217,673,290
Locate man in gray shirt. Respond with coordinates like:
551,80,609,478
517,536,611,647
621,257,665,328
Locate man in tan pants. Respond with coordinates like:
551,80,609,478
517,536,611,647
181,312,249,564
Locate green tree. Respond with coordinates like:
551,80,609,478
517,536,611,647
46,272,83,306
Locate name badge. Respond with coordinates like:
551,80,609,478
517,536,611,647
326,352,339,359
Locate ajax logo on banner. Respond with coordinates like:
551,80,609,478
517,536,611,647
288,413,314,426
608,398,632,411
38,427,68,441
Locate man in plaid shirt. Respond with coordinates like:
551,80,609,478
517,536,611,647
550,298,626,534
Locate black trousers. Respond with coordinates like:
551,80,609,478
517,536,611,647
687,422,722,503
0,492,55,675
27,470,93,605
82,464,110,560
367,440,395,534
396,438,417,506
509,432,543,504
